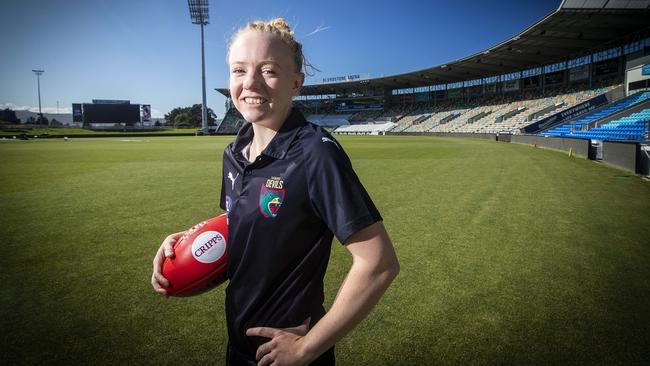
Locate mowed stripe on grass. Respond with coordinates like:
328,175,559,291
1,136,649,365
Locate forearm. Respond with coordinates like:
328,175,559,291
299,259,398,362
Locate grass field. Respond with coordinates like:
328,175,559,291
0,127,197,136
1,135,649,365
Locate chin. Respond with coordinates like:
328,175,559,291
240,109,267,123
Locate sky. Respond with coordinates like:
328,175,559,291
0,0,559,119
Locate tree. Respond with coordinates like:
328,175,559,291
164,104,217,128
0,109,19,123
174,111,191,128
36,115,49,125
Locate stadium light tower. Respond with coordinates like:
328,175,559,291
32,69,44,125
188,0,209,134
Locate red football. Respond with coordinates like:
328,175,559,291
162,214,228,297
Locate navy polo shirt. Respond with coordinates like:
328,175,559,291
219,108,382,362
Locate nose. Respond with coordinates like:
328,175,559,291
243,71,260,90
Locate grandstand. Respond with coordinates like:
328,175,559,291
215,1,650,142
540,91,650,139
568,108,650,141
216,108,246,134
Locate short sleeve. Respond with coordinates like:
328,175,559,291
219,150,227,211
306,136,382,244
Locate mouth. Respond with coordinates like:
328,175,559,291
242,97,268,105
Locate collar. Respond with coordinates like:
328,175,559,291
231,108,306,162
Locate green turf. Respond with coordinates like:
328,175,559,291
1,136,649,365
0,127,197,136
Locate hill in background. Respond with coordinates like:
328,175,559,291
13,110,73,124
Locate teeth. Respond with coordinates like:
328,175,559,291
244,97,266,104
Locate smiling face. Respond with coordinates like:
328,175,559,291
228,30,304,129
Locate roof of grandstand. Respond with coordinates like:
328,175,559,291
215,0,649,97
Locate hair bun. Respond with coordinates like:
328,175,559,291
269,18,293,36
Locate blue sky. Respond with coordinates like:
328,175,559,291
0,0,558,119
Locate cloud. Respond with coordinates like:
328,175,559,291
1,102,29,111
304,25,331,38
1,102,71,114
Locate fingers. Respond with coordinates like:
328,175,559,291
151,232,182,296
163,243,175,258
162,234,178,259
255,339,275,361
150,274,169,297
246,327,280,339
257,351,275,366
163,234,178,258
153,271,171,288
247,327,280,361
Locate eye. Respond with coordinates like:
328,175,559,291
262,69,276,75
231,68,244,75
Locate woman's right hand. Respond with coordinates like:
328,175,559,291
151,231,186,296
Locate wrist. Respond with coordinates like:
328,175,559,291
296,335,319,365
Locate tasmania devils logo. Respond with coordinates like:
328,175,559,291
259,176,285,218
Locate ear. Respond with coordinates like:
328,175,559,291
293,72,305,96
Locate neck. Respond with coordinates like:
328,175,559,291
247,107,292,162
251,124,278,151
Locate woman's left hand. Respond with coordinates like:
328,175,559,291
246,318,312,366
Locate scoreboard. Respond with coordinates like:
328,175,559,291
73,100,145,127
82,103,140,124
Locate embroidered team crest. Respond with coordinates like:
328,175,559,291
259,177,285,218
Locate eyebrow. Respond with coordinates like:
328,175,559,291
230,60,282,68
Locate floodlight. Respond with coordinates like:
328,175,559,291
32,69,45,124
188,0,210,133
188,0,209,25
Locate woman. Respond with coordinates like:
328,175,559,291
152,18,399,366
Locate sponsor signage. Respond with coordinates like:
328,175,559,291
522,94,608,134
141,104,151,122
322,74,363,83
72,103,83,122
191,231,226,263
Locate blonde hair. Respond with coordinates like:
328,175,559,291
230,18,318,76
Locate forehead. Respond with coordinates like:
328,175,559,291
228,30,293,66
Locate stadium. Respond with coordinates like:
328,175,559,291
1,1,650,365
216,1,650,174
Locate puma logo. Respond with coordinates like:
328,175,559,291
227,171,239,190
321,137,340,149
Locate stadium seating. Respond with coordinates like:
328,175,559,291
306,114,352,127
378,84,619,135
560,108,650,142
540,91,650,138
216,108,246,134
334,122,397,135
